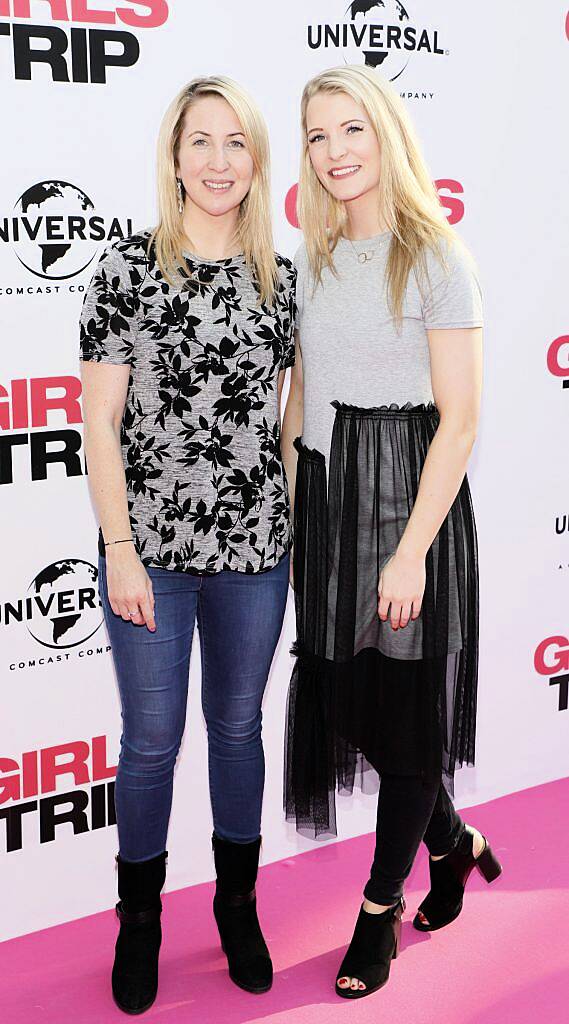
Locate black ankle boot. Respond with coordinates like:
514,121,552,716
335,897,405,1000
413,828,502,932
212,833,273,994
112,851,167,1015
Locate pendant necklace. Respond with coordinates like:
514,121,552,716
346,235,383,264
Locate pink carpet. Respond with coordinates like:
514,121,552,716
2,778,568,1024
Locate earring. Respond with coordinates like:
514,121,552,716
176,178,184,214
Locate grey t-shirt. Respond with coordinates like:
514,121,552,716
295,231,483,659
295,231,483,466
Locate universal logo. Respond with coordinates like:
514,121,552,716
1,558,104,661
0,1,169,84
534,636,569,711
0,180,132,288
307,1,447,84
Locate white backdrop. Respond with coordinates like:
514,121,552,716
1,0,568,942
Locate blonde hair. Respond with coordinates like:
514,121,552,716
149,76,278,306
298,65,464,322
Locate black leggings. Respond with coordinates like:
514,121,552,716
364,774,465,906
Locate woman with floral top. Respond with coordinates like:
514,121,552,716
79,76,296,1014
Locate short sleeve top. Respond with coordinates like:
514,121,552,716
294,231,483,467
79,230,296,574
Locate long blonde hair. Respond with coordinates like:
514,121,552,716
298,65,462,322
149,76,278,306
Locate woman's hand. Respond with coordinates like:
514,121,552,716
106,545,156,632
377,549,426,630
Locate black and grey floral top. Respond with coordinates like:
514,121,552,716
79,230,296,575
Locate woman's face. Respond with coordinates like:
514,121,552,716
305,91,381,203
176,95,254,218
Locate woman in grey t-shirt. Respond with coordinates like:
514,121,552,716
282,66,502,1000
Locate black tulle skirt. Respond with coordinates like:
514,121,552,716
285,401,479,837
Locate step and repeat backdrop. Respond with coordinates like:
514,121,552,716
1,1,567,941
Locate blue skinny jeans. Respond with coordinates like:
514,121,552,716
97,552,290,863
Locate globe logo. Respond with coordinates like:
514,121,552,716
307,2,445,83
11,180,99,281
345,1,411,81
26,559,103,650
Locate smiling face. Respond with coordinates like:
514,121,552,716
305,90,381,204
175,94,254,218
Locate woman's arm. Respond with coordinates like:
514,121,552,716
81,361,156,631
280,332,304,512
280,333,303,586
378,326,483,630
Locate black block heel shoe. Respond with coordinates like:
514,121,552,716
413,828,502,932
112,851,167,1015
212,833,273,994
335,897,405,1000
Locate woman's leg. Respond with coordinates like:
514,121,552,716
337,772,441,993
198,552,290,842
197,551,290,995
98,557,200,1013
413,778,489,933
363,772,442,908
98,557,199,861
422,780,465,857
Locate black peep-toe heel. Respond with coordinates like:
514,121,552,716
335,897,404,1000
413,828,502,932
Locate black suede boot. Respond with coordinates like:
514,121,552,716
212,833,273,994
112,851,167,1015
